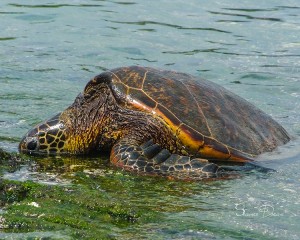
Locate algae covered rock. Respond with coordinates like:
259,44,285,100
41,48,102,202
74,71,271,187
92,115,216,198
0,148,12,161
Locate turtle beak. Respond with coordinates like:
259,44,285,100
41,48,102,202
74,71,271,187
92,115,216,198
19,112,66,155
19,129,40,154
19,136,39,154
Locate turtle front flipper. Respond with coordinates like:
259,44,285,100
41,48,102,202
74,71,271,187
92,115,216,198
111,138,225,180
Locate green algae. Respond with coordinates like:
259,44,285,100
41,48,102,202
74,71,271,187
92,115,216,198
0,149,278,239
0,148,13,160
0,149,170,239
0,179,144,239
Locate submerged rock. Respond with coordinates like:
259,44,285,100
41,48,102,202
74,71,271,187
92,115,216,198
0,148,12,161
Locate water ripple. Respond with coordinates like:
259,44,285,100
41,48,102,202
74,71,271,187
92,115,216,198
9,3,104,8
162,48,300,57
112,1,136,5
209,11,283,22
110,47,143,55
0,11,24,14
222,7,278,12
0,37,16,41
106,20,232,33
276,5,300,9
163,48,226,55
126,57,157,63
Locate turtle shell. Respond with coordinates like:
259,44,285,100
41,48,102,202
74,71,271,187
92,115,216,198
94,66,290,161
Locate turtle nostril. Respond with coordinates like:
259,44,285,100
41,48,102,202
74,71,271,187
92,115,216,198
26,138,38,151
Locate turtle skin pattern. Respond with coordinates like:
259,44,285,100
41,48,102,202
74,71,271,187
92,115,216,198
111,139,224,180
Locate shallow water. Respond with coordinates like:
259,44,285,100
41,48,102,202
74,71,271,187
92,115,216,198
0,0,300,239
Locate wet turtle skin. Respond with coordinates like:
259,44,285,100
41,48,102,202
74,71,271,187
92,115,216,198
19,66,290,180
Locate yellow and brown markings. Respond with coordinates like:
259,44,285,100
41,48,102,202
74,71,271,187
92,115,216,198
62,112,101,154
127,88,157,110
36,120,66,154
198,136,230,160
63,123,101,154
106,66,282,162
107,66,245,160
227,147,254,162
175,123,204,154
111,66,147,89
181,80,213,136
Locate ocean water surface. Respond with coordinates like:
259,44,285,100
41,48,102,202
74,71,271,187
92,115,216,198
0,0,299,239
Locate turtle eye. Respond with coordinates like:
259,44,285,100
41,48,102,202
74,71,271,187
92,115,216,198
26,137,38,151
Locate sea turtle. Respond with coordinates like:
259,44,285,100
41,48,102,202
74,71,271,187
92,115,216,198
19,66,290,180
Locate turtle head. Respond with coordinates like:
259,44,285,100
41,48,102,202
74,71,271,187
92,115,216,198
19,73,118,155
19,113,67,155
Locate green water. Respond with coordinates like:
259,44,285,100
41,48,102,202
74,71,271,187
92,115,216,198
1,0,300,239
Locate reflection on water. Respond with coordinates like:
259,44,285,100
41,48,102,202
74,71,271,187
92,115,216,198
3,155,109,185
0,0,300,239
